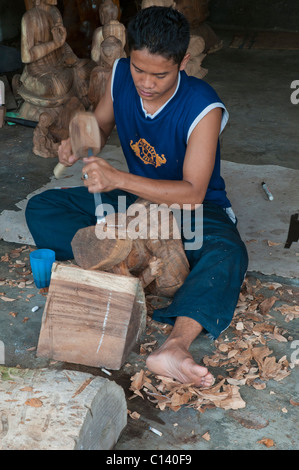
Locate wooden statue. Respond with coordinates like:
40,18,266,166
18,0,95,121
91,21,126,64
71,198,190,299
88,36,126,109
89,0,126,109
91,0,122,63
141,0,176,7
140,0,208,78
185,35,208,79
33,97,85,158
99,0,119,25
175,0,209,26
98,0,121,21
175,0,223,54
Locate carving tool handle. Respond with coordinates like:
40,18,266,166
53,162,66,179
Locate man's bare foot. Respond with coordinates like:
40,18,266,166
146,338,214,388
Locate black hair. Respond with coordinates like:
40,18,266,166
127,6,190,65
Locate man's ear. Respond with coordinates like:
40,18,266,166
179,53,190,71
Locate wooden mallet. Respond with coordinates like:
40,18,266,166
53,111,105,223
53,111,101,179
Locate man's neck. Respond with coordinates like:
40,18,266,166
141,74,180,118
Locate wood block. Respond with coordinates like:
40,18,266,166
37,263,147,370
0,367,127,450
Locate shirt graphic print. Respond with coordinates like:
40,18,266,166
130,138,167,168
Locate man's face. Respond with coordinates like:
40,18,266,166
130,48,188,108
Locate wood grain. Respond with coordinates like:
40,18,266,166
37,263,146,369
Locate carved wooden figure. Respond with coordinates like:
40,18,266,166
174,0,222,54
71,198,190,299
185,35,208,79
18,0,94,121
175,0,210,26
89,0,126,108
141,0,176,8
91,0,120,63
33,97,85,158
141,0,208,78
99,0,119,24
88,36,126,109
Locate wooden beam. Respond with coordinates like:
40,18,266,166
0,367,127,450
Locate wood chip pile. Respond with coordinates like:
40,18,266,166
129,277,299,413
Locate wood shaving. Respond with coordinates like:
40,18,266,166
130,276,297,414
258,437,275,448
24,398,43,408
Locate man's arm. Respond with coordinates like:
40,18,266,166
82,107,222,208
93,72,116,149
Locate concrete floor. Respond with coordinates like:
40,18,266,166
0,30,298,450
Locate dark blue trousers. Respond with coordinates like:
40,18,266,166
25,187,248,339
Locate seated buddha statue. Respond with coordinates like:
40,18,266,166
18,0,94,121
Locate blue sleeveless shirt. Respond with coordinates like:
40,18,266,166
111,57,231,208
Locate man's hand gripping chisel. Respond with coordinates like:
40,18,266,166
53,111,105,224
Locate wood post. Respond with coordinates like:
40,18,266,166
0,367,127,450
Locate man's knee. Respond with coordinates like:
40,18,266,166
25,193,42,225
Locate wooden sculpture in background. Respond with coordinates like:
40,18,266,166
91,0,126,63
33,97,84,158
141,0,176,7
88,36,126,109
175,0,223,54
18,0,95,121
141,0,208,78
89,0,126,109
185,35,207,79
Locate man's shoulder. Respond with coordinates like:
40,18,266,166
181,71,221,102
115,57,130,73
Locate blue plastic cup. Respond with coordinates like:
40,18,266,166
29,249,55,288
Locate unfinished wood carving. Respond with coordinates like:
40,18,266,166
91,0,124,63
99,0,119,25
141,0,176,7
185,35,208,79
175,0,210,26
71,198,190,299
33,97,85,158
91,20,126,64
88,36,126,109
175,0,223,54
89,0,126,108
18,0,95,121
140,0,209,78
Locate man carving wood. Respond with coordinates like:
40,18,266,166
26,7,248,388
